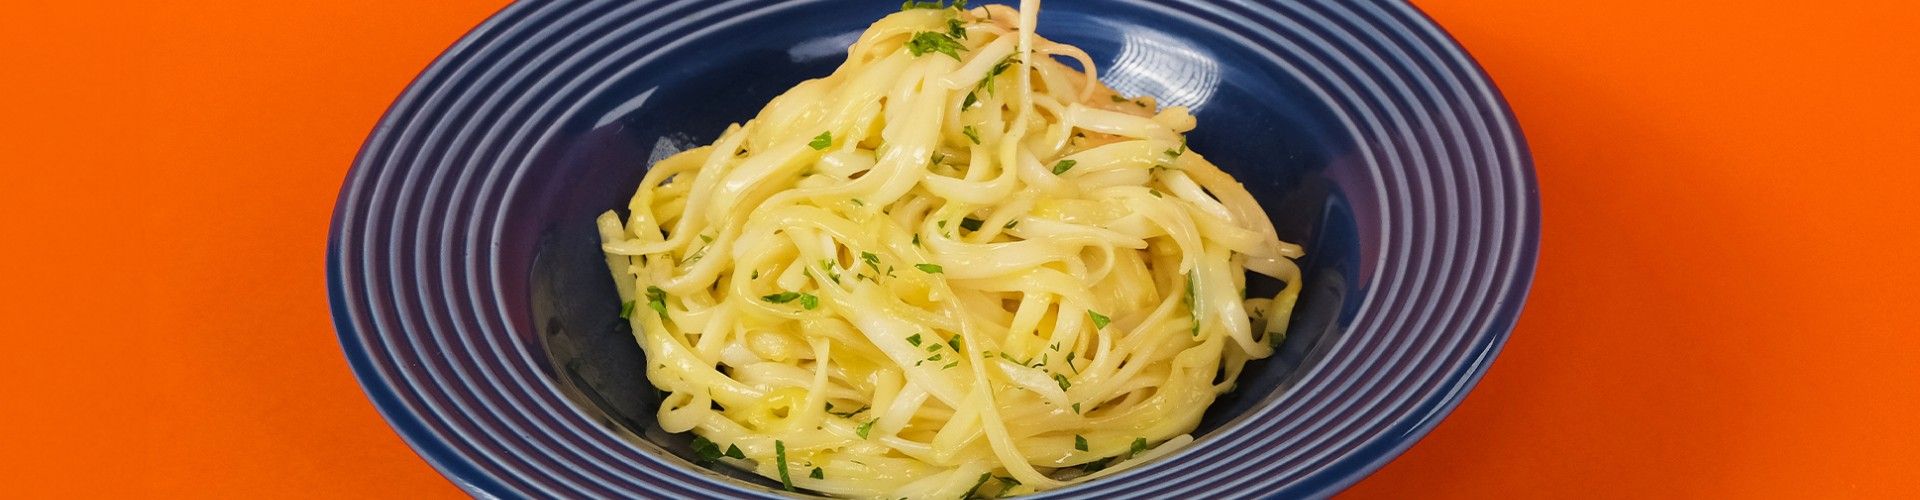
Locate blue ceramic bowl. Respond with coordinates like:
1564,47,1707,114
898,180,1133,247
329,0,1537,497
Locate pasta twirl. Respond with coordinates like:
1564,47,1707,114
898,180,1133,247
597,1,1303,497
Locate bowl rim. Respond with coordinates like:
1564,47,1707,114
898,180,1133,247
328,0,1539,497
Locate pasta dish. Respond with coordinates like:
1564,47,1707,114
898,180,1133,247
597,1,1302,496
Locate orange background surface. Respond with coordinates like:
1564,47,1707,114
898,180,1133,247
4,0,1917,497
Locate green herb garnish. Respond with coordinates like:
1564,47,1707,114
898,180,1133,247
1074,435,1089,452
1071,402,1082,414
646,286,669,319
775,440,794,491
762,291,801,304
947,18,967,40
962,125,981,144
725,443,746,460
1187,273,1200,337
960,217,984,231
962,472,994,499
810,131,832,150
1054,373,1072,391
1088,310,1111,329
914,263,943,274
691,436,724,463
857,419,875,439
906,31,967,61
1130,437,1148,458
799,293,819,310
907,333,923,346
619,300,636,319
810,467,825,480
1051,159,1077,175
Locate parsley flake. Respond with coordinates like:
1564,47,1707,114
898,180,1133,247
1051,159,1077,175
810,131,832,150
619,300,636,319
962,125,981,144
907,333,923,346
810,467,825,480
907,31,967,61
762,292,801,304
857,419,875,439
1074,434,1089,452
915,263,944,274
775,440,795,491
1054,373,1072,391
1088,310,1111,329
960,217,984,231
646,286,669,319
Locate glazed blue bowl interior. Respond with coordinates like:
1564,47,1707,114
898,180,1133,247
329,1,1536,498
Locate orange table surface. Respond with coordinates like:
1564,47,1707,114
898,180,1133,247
4,0,1917,497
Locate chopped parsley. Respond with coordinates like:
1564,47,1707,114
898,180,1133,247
915,263,943,274
1088,310,1111,329
851,198,866,207
962,91,979,109
691,436,724,463
1074,434,1089,452
1051,159,1077,175
861,251,882,274
820,259,842,283
646,286,669,319
962,125,981,144
775,440,795,491
725,443,746,460
1003,219,1018,230
899,0,964,10
799,293,819,310
810,467,825,480
1071,402,1082,414
947,18,967,40
857,419,875,439
810,131,832,150
906,31,967,61
826,403,867,418
907,333,923,347
912,233,922,246
1187,274,1200,336
618,300,636,319
762,292,801,304
962,472,994,499
959,217,984,231
948,335,963,352
977,56,1019,96
1130,437,1149,458
1054,373,1072,391
943,361,958,369
1149,189,1164,198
